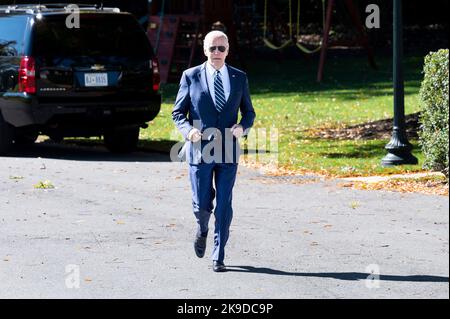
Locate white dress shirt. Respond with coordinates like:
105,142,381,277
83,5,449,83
205,62,231,106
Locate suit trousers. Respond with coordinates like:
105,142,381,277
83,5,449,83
189,162,238,263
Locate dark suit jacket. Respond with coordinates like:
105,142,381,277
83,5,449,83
172,63,256,164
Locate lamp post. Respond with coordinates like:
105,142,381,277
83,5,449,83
381,0,418,167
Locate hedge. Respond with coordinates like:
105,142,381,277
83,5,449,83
419,49,449,178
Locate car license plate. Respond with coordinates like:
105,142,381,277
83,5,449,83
84,73,108,87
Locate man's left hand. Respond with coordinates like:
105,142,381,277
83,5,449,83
230,124,244,139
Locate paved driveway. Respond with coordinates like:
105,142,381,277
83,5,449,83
0,142,448,298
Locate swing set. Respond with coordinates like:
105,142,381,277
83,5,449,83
262,0,377,82
263,0,326,54
146,0,376,83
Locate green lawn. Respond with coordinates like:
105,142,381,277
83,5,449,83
140,54,427,177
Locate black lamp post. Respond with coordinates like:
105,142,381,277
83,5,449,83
381,0,418,167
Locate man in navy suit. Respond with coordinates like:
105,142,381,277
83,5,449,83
172,31,256,272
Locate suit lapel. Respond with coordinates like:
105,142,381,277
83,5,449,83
224,64,237,111
198,63,215,107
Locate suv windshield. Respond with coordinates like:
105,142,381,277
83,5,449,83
32,13,153,57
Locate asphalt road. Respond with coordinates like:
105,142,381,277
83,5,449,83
0,142,448,299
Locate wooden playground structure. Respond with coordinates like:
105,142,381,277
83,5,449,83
146,0,376,83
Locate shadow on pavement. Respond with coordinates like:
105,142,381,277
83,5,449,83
226,266,449,283
3,139,175,163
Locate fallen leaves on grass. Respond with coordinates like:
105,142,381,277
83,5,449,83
241,152,447,196
341,177,449,196
304,113,420,140
241,158,312,176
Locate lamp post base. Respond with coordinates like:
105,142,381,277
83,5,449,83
381,129,418,167
381,152,418,167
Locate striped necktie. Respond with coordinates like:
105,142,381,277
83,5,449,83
214,70,226,113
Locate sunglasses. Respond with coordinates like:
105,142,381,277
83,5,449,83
208,46,227,53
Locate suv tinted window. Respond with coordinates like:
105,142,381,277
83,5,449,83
32,14,154,58
0,15,28,56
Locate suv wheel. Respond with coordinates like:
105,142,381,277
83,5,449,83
104,126,140,153
0,112,14,155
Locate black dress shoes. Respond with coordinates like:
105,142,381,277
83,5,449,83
213,261,226,272
194,234,207,258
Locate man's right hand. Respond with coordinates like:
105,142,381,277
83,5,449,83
187,128,202,142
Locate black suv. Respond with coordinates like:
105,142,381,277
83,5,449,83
0,4,161,154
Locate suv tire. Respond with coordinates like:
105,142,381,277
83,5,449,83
104,126,140,153
0,112,13,155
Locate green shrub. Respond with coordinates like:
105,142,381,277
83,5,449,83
419,49,449,178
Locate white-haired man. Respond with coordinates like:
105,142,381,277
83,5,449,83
172,31,256,272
